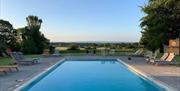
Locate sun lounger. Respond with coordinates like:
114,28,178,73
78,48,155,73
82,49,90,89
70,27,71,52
130,49,144,57
153,53,177,65
11,52,39,65
0,65,19,72
17,52,39,62
134,49,141,54
147,53,169,63
52,49,61,57
145,49,159,60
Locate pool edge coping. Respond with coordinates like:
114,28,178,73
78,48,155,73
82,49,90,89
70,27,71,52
13,58,66,91
117,58,178,91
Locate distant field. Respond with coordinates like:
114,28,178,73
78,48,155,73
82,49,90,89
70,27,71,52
57,47,136,52
56,47,68,51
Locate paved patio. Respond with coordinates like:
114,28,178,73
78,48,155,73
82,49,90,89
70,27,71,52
0,56,180,91
119,56,180,91
0,57,63,91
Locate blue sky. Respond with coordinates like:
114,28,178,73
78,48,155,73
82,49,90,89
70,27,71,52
0,0,147,42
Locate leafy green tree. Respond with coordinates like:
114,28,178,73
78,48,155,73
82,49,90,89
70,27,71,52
140,0,180,52
22,37,37,54
0,19,20,52
68,44,79,50
49,45,55,54
18,15,49,54
26,15,49,54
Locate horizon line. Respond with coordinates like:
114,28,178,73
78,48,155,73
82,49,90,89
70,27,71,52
50,41,139,43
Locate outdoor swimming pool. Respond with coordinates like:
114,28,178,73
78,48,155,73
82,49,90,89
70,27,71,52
18,59,166,91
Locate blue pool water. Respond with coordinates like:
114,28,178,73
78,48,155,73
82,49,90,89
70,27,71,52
23,59,165,91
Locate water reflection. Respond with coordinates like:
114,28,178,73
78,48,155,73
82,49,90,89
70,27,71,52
101,61,116,64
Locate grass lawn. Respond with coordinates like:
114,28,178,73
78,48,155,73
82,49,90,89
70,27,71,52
175,56,180,62
0,57,13,65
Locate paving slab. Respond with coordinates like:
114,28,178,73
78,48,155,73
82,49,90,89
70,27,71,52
119,56,180,91
0,57,63,91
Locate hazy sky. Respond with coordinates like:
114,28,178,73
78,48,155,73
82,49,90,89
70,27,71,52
0,0,147,42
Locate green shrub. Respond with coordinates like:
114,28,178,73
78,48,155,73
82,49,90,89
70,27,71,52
67,44,79,50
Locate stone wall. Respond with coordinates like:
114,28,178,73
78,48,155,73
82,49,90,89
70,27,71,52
168,47,179,55
164,38,180,55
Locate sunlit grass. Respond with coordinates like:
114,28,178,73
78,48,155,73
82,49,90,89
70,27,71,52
175,56,180,62
0,57,12,65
